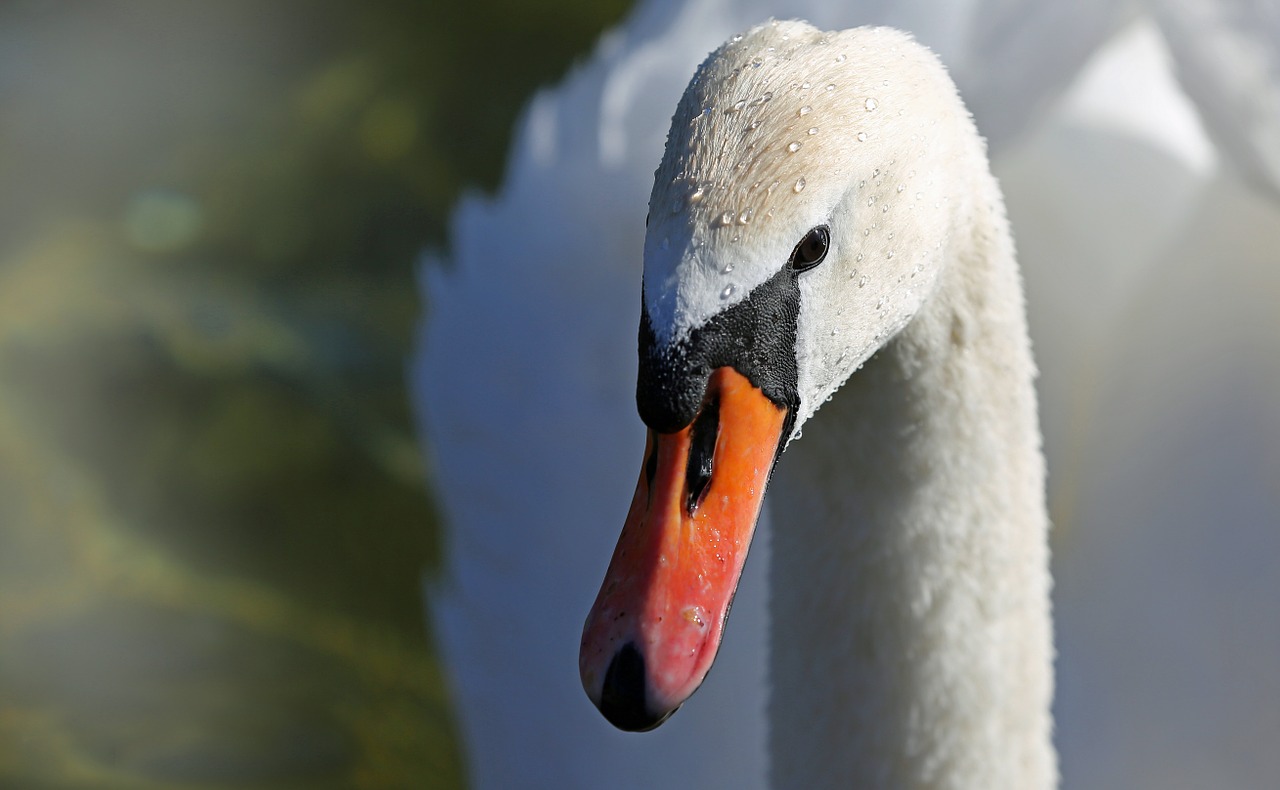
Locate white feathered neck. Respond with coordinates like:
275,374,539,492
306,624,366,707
768,168,1056,788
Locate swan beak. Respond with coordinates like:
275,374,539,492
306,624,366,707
580,366,786,731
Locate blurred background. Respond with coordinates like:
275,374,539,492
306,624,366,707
0,2,625,787
4,1,1280,789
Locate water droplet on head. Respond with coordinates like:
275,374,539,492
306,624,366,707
801,81,812,90
864,97,878,111
835,53,847,63
856,253,863,262
721,284,736,299
916,192,923,201
826,83,837,92
808,127,818,135
690,186,706,203
738,208,753,224
788,141,802,153
798,105,812,117
886,250,894,259
718,210,735,227
729,99,746,113
896,184,905,193
793,177,806,193
859,276,868,287
856,131,868,142
721,262,735,274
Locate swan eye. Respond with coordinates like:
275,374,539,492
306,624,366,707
789,225,830,272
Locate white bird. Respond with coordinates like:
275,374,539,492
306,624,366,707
577,22,1054,789
414,1,1280,788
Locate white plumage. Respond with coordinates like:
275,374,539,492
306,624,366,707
413,1,1280,787
584,22,1053,787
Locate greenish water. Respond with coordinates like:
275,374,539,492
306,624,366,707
0,2,629,786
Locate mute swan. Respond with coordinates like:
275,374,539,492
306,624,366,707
416,1,1280,787
578,22,1053,789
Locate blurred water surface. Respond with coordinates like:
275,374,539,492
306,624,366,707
0,2,627,787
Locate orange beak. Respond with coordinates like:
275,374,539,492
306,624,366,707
579,366,787,730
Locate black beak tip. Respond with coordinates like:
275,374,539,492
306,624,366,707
597,642,678,732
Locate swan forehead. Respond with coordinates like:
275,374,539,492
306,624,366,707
643,21,931,344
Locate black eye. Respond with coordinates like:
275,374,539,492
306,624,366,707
788,225,830,272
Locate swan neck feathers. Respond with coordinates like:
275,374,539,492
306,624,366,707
769,103,1055,790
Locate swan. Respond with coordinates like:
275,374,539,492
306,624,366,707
577,22,1053,788
415,1,1280,787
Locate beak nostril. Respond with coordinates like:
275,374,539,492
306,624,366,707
685,393,720,514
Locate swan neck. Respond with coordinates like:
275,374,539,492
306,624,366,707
767,183,1056,789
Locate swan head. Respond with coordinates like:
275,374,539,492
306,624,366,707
581,20,978,731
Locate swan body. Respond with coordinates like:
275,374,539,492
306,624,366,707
580,22,1054,788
